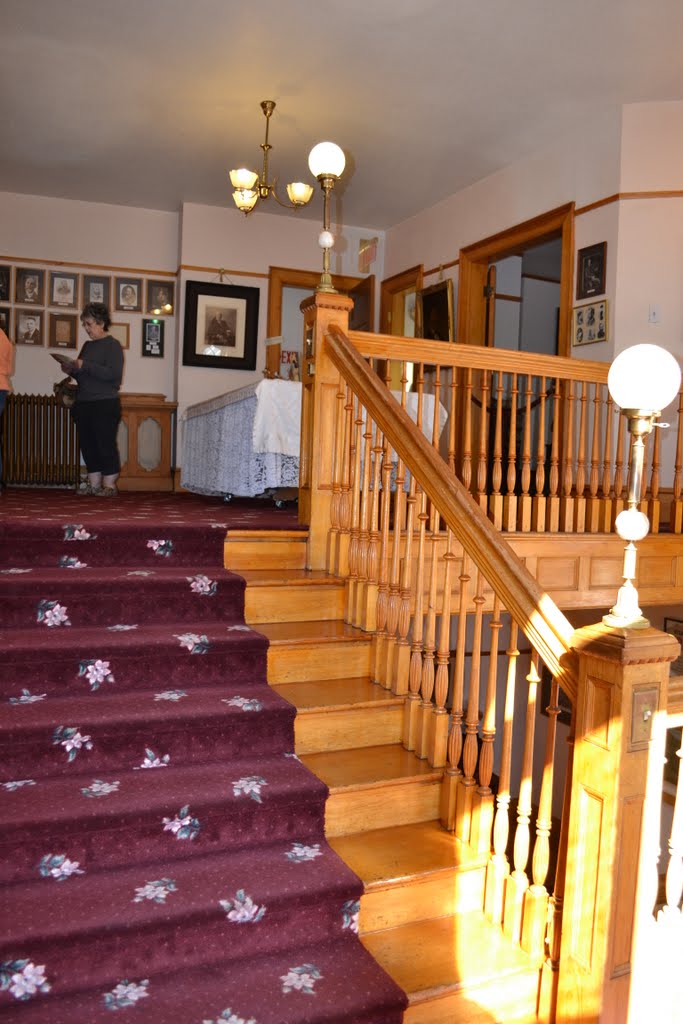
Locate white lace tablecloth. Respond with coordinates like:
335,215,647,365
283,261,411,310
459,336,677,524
181,381,300,497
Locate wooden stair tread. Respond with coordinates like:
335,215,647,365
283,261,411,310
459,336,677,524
258,619,370,644
239,569,340,586
302,743,441,791
362,912,537,1000
225,529,307,539
271,677,402,711
330,821,482,890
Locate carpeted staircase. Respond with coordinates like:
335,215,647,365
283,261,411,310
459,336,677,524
0,490,407,1023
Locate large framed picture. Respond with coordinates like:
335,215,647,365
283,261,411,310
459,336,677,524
0,266,11,303
83,274,111,308
49,312,78,349
576,242,606,300
15,267,45,306
415,279,454,342
572,299,608,346
49,271,79,309
182,280,259,370
146,280,175,315
115,277,143,312
16,308,44,346
142,318,164,358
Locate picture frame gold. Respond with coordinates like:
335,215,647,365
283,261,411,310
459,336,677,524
415,279,454,342
109,322,130,350
572,299,607,347
49,312,78,349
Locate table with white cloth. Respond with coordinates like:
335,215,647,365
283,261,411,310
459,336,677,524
180,378,447,498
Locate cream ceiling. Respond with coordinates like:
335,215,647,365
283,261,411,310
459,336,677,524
2,0,683,230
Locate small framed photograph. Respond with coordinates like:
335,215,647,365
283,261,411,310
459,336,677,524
16,308,44,345
415,279,454,342
576,242,606,300
109,322,130,350
182,280,259,370
49,312,79,349
142,318,164,357
49,271,79,309
83,274,111,308
0,307,11,335
146,280,175,315
15,267,45,305
572,299,608,347
115,277,142,312
0,266,11,303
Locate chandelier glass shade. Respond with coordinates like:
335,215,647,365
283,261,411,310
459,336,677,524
229,101,314,215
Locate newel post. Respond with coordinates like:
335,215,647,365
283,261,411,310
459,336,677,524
556,623,679,1023
298,291,353,570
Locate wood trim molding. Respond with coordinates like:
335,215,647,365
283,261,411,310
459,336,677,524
575,189,683,217
1,255,176,278
267,265,366,339
379,264,423,335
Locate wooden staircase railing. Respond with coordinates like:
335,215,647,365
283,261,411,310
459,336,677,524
296,290,681,1023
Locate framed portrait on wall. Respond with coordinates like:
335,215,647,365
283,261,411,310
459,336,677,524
146,280,175,315
15,267,45,306
0,266,11,304
49,312,79,349
572,300,608,347
83,274,111,308
16,308,44,346
0,307,11,336
114,277,142,312
415,279,454,342
182,280,259,370
49,271,79,309
142,318,164,357
576,242,606,300
109,322,130,350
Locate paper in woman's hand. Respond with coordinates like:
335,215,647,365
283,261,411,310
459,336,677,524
51,352,77,372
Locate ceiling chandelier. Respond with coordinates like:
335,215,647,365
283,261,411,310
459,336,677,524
229,100,315,214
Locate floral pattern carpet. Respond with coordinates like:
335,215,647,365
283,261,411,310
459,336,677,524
0,489,407,1023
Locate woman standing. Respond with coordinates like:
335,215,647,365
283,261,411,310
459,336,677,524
62,302,124,496
0,327,15,491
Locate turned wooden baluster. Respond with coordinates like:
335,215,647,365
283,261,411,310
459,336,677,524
600,392,615,533
522,671,560,958
429,527,455,768
349,394,376,627
574,380,588,532
447,366,459,475
404,490,429,751
504,649,540,944
345,394,364,622
417,509,441,759
647,419,662,532
457,569,485,841
586,382,602,532
327,372,347,574
485,619,519,922
362,415,384,632
393,464,418,696
560,380,576,532
382,367,408,690
476,369,490,513
661,730,682,922
517,374,533,532
472,595,502,855
546,378,561,532
441,552,471,829
612,408,626,526
671,390,683,532
503,373,519,531
372,437,393,686
337,384,355,579
532,376,547,533
461,368,474,493
489,371,504,529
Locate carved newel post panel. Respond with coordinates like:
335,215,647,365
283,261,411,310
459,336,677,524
298,291,353,570
557,623,679,1023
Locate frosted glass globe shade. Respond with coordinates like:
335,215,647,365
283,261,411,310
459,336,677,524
614,508,650,543
318,229,335,250
308,142,345,179
608,344,682,412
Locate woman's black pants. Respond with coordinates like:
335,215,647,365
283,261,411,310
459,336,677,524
72,398,121,475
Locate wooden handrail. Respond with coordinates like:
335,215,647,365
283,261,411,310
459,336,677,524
326,323,579,701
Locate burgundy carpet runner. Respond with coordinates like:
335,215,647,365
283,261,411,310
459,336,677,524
0,490,407,1024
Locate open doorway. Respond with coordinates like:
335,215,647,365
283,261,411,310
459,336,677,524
490,237,562,355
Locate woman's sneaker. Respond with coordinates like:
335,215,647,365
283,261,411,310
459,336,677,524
76,482,102,496
99,486,118,498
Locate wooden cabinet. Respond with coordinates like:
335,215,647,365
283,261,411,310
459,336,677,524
118,393,177,491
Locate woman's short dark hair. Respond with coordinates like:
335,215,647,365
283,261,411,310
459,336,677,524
81,302,112,331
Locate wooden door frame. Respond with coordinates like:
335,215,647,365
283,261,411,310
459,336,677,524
456,203,575,356
379,264,424,335
267,266,372,338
